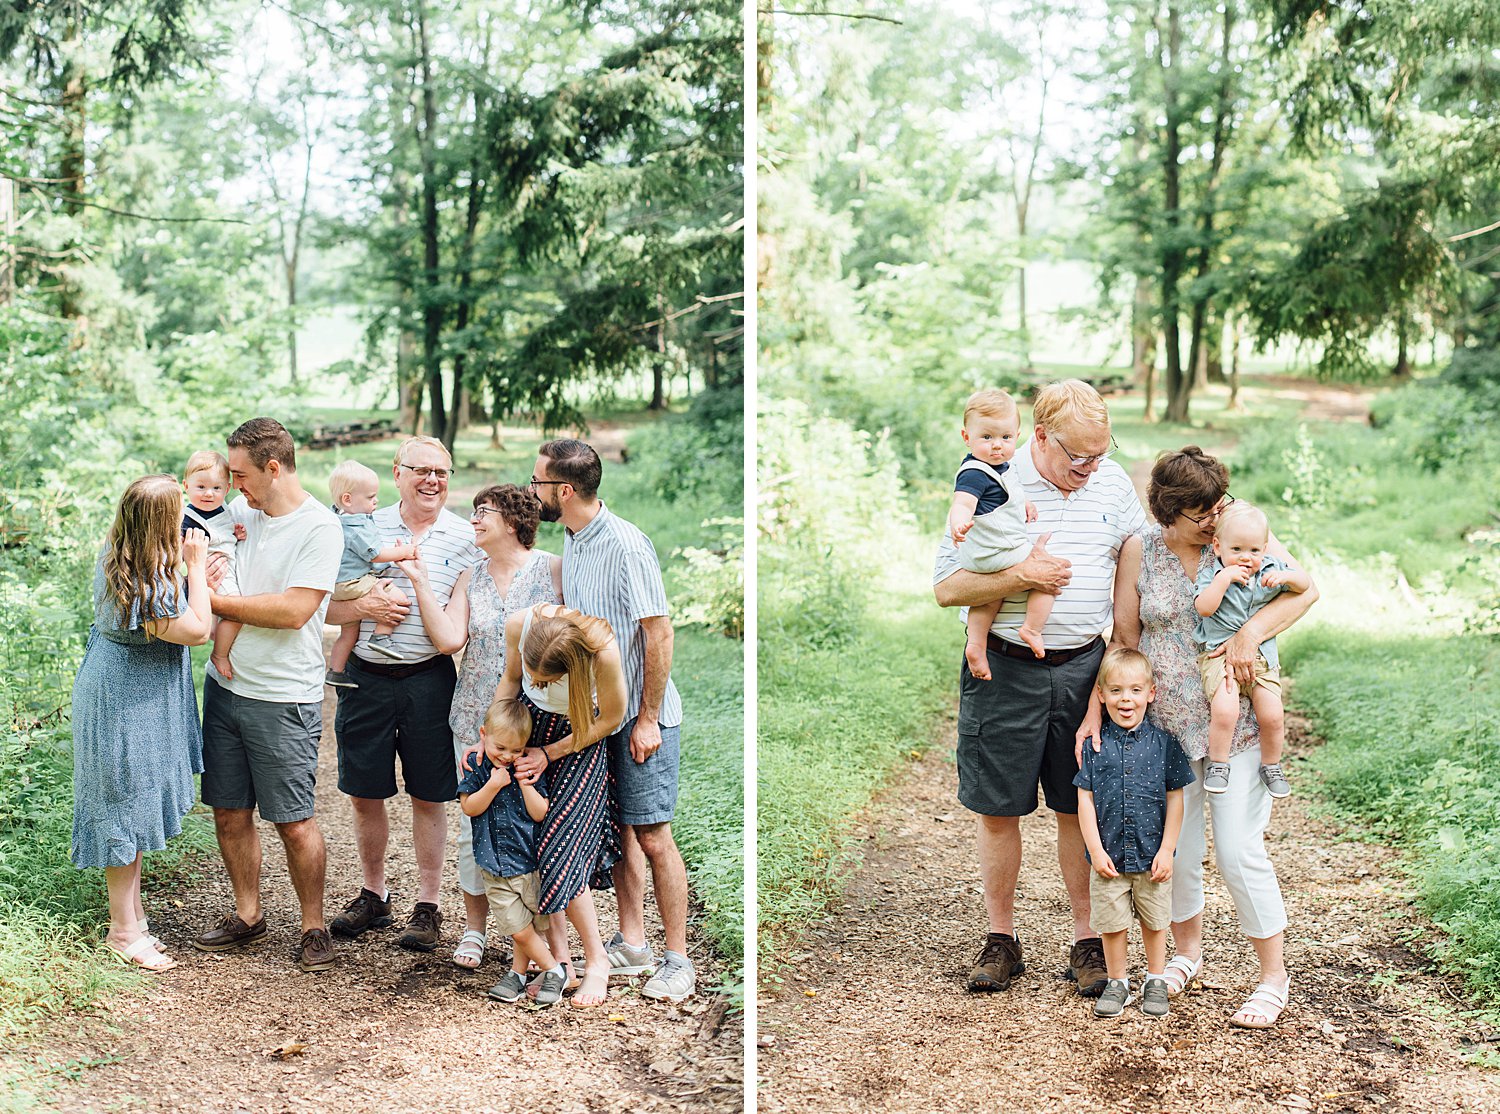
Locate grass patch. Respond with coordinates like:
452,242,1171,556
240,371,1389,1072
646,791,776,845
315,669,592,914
1286,630,1500,1004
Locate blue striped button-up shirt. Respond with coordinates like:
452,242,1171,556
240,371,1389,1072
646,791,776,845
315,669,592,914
1073,718,1195,872
562,504,682,728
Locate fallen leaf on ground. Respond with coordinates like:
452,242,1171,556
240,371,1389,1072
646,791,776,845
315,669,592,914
269,1044,307,1060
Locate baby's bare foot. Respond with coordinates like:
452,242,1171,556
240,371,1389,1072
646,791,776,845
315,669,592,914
965,641,991,681
211,653,234,681
1018,626,1047,659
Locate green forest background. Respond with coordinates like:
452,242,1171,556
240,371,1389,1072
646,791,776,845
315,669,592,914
0,0,743,1089
757,0,1500,1031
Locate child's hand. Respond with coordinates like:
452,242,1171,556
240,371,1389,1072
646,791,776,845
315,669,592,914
1260,569,1286,588
1091,851,1118,879
1150,848,1174,883
399,542,420,562
950,516,974,544
233,523,247,542
1025,500,1038,524
488,764,512,789
1221,564,1254,586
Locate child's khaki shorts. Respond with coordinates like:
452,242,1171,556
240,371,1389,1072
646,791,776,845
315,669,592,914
1090,869,1171,934
478,868,551,937
332,573,381,602
1198,649,1280,702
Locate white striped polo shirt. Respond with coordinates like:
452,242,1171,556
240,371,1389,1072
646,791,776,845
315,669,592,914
933,438,1146,650
561,503,682,728
352,502,484,664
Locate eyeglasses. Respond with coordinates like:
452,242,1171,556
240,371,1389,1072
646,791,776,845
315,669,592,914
1051,433,1119,467
470,506,502,522
528,476,567,489
1181,495,1236,526
399,464,452,481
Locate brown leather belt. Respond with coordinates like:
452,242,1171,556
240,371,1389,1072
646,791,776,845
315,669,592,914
986,633,1103,667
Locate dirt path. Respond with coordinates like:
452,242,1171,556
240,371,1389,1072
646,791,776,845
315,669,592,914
21,675,742,1113
758,714,1500,1113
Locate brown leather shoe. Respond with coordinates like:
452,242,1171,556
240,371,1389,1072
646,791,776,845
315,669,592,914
297,928,335,972
329,887,393,938
397,902,442,952
967,932,1025,992
1068,937,1110,998
191,912,268,953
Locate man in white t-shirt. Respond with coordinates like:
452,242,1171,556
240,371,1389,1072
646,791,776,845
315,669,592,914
192,417,344,973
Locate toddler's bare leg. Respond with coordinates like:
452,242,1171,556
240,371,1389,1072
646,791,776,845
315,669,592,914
1017,589,1053,658
329,622,359,672
1250,684,1286,765
1101,928,1130,981
1141,923,1167,975
511,924,558,972
211,619,241,681
965,601,1000,681
1206,675,1241,764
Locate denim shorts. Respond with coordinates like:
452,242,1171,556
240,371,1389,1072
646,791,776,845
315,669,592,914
606,715,681,826
200,676,321,823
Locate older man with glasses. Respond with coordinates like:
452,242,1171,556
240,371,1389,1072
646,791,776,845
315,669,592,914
323,436,485,954
933,379,1147,1001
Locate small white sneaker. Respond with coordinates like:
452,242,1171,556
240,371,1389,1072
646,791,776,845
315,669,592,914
642,950,695,1003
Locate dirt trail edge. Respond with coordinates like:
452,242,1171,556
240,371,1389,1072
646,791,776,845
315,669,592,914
759,715,1500,1113
23,671,742,1114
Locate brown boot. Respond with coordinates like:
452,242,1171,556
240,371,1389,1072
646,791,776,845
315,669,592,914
1068,937,1110,998
397,902,442,952
967,932,1025,992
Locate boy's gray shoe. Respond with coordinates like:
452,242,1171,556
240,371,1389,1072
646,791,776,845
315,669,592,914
324,669,358,689
1093,979,1134,1018
365,633,404,660
532,968,566,1008
1140,976,1170,1018
487,970,527,1003
1259,763,1291,799
605,931,657,978
1204,762,1232,794
642,951,695,1003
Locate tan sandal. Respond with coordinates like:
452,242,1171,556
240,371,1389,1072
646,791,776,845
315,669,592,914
1230,980,1289,1029
1163,953,1201,997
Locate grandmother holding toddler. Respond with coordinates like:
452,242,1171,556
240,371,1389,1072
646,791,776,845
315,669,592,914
1094,445,1318,1029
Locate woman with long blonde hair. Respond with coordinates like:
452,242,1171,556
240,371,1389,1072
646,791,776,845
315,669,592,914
494,602,626,1008
72,474,213,971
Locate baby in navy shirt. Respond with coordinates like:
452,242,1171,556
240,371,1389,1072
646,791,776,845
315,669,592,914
457,697,567,1008
1075,647,1195,1018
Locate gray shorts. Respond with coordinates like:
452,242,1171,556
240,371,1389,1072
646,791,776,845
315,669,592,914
606,715,680,826
201,676,321,823
955,640,1103,817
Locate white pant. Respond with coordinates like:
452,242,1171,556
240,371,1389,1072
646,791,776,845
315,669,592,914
1171,748,1287,939
454,736,484,897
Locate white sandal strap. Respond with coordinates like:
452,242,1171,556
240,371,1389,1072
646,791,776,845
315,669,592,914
1241,981,1289,1009
117,936,158,961
458,929,487,945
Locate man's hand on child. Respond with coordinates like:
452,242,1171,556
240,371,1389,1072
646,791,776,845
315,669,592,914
1150,849,1174,883
1091,852,1119,879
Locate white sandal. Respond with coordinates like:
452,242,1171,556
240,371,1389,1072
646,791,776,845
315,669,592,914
1230,979,1290,1029
137,918,167,953
451,929,487,969
106,935,176,972
1163,953,1201,997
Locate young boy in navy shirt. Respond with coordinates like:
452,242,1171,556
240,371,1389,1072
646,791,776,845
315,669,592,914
1075,648,1195,1018
457,698,566,1007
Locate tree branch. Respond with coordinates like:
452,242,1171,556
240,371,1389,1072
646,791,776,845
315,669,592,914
758,7,903,23
1448,218,1500,243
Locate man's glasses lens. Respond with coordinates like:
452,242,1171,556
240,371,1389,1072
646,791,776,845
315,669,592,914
1054,435,1119,466
402,465,451,480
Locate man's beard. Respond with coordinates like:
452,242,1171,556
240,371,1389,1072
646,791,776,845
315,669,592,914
536,496,561,523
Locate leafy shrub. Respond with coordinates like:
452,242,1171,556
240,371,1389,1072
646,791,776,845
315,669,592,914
672,518,745,639
627,386,743,512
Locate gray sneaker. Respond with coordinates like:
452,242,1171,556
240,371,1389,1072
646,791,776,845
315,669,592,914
605,931,657,978
324,669,358,689
1141,976,1170,1018
1260,763,1291,799
1093,978,1134,1018
641,950,695,1003
1204,761,1232,794
531,968,566,1008
487,970,527,1003
365,633,404,660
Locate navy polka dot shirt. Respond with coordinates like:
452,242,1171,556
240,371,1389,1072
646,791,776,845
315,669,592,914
1073,718,1196,872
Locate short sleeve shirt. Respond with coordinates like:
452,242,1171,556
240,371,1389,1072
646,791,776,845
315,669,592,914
1192,554,1291,669
561,504,682,727
933,439,1147,649
456,753,548,877
352,503,483,664
335,510,387,582
209,494,342,703
953,455,1011,516
1073,718,1195,872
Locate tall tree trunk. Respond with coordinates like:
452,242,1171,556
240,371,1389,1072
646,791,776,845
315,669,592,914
1133,275,1158,422
59,19,86,324
1204,307,1226,384
1226,310,1244,411
0,177,14,305
415,0,446,440
650,291,667,410
1160,6,1189,423
1393,315,1411,378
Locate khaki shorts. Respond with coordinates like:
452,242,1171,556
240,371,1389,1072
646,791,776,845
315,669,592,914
479,869,551,937
1090,869,1172,934
332,573,381,602
1199,649,1280,702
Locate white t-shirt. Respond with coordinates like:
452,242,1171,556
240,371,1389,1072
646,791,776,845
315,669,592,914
208,493,342,703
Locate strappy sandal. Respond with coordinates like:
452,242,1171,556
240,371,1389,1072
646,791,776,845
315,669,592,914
1229,980,1290,1029
106,936,176,972
1163,953,1202,997
451,929,487,969
136,918,167,953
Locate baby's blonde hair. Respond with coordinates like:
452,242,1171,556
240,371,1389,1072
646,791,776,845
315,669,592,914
1216,500,1269,541
184,450,230,484
1096,646,1154,688
1032,379,1109,435
963,388,1017,426
329,460,379,506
